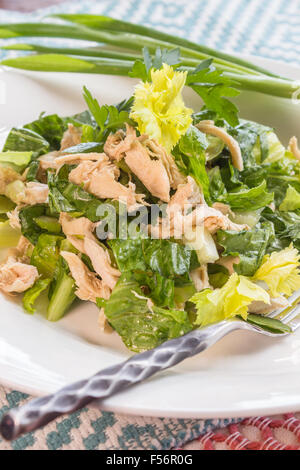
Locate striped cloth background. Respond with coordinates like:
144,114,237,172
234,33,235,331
0,0,299,451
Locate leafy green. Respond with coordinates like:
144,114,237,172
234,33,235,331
279,185,300,212
83,86,133,142
23,278,51,314
208,166,226,201
217,222,273,276
109,238,195,279
220,181,274,211
19,204,50,244
100,272,192,352
3,127,49,157
26,160,40,181
24,113,66,150
128,46,181,81
173,125,210,202
207,263,229,288
61,141,102,154
33,216,61,233
130,270,175,308
31,233,63,277
185,59,240,127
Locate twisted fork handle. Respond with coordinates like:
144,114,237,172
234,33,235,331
0,320,238,440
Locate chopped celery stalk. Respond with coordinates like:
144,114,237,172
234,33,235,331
47,271,76,321
184,225,219,264
230,210,262,228
0,195,15,213
33,216,61,233
5,180,25,204
0,220,20,247
0,151,32,173
23,278,51,314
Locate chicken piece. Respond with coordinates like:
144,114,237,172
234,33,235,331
7,207,21,230
125,139,170,202
151,201,248,239
59,213,96,253
60,123,82,151
59,213,96,239
21,182,49,205
216,255,240,275
84,237,120,290
61,251,110,303
104,124,136,161
196,121,243,171
38,151,60,171
288,136,300,161
69,160,144,209
249,295,289,315
0,256,38,294
169,176,204,211
190,265,210,292
144,138,186,189
212,202,231,216
55,152,109,168
0,167,22,195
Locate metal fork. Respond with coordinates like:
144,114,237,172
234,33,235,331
1,291,300,441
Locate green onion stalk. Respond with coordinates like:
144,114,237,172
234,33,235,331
0,17,298,100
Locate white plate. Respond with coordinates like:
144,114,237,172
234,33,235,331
0,56,300,419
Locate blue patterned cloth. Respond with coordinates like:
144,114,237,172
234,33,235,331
0,0,299,451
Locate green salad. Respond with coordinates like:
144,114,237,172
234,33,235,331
0,49,299,352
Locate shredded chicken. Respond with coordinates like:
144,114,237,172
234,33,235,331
212,202,231,216
249,295,289,315
105,125,171,201
196,121,243,171
0,255,38,294
38,151,60,170
83,237,120,290
216,255,240,275
288,136,300,161
6,236,33,265
104,125,136,161
21,182,49,205
143,138,186,189
7,207,21,230
61,251,110,303
55,152,108,168
169,176,204,210
124,139,170,202
69,159,145,209
190,265,210,291
150,180,248,239
60,123,82,151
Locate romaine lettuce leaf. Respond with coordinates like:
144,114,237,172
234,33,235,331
24,113,66,150
3,127,50,157
109,238,196,279
100,272,192,352
217,222,273,276
190,273,270,327
279,185,300,212
220,181,273,211
0,151,32,173
31,233,63,277
252,245,300,297
173,125,211,203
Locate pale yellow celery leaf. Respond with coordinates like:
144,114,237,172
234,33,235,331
190,273,270,327
130,63,193,152
252,245,300,297
279,185,300,212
